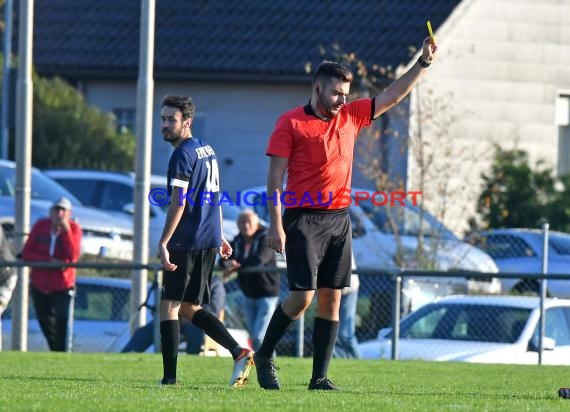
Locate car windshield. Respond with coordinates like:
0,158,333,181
474,234,536,259
394,303,531,343
549,235,570,256
357,198,456,240
0,165,81,204
75,282,130,322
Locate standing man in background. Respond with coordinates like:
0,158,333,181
254,37,438,390
158,95,254,387
22,197,82,352
222,209,279,351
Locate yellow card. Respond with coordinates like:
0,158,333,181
427,20,436,42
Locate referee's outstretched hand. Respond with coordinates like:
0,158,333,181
422,36,438,61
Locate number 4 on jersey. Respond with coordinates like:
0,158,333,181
205,158,220,192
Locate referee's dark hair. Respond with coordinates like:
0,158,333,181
312,61,354,85
162,95,196,120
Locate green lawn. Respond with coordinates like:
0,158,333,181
0,352,568,411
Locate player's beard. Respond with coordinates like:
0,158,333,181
317,91,341,119
162,129,182,143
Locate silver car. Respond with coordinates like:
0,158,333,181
44,169,240,257
0,160,134,260
358,295,570,365
469,228,570,298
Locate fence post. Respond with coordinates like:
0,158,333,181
391,273,402,360
538,223,549,365
65,288,75,352
296,314,304,357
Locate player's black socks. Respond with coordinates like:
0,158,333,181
192,309,241,358
256,304,294,358
312,317,339,380
160,320,180,382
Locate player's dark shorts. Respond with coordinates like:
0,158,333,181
283,207,352,291
161,248,217,305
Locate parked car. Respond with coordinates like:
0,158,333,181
351,189,498,274
243,186,498,272
0,160,134,260
45,169,239,257
358,295,570,365
467,229,570,298
1,276,250,354
241,186,500,305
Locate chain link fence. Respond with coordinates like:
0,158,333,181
3,230,570,366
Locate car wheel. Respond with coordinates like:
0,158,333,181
1,221,16,253
1,221,14,240
512,279,550,297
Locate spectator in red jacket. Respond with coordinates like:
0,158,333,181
22,197,82,351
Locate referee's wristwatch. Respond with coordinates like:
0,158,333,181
417,55,432,68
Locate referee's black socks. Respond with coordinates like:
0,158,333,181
256,304,294,358
312,317,339,380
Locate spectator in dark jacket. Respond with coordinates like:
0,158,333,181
222,209,279,350
22,197,82,351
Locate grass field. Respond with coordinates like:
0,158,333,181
0,352,568,411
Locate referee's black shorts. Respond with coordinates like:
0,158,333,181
283,207,352,291
161,248,217,305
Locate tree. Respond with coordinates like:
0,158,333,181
546,174,570,232
471,145,557,231
30,75,136,171
1,4,134,170
0,0,135,171
0,56,135,170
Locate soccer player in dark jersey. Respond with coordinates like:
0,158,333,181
254,37,438,390
158,95,254,387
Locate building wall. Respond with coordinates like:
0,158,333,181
82,79,392,197
407,0,570,235
83,81,308,195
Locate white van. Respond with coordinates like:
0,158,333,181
239,186,501,311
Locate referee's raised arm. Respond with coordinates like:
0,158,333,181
373,37,438,119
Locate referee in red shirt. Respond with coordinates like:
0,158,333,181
254,37,438,390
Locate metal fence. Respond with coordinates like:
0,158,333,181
0,260,163,353
3,258,570,366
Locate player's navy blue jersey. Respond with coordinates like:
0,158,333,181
166,137,222,251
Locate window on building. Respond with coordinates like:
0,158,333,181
556,93,570,175
112,108,136,134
